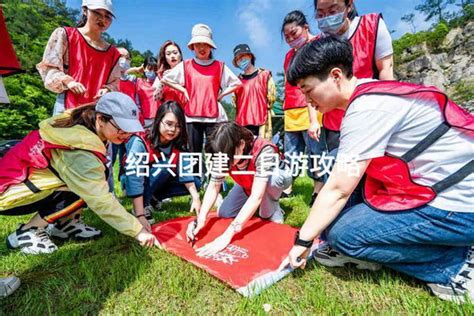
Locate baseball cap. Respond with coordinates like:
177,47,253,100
82,0,115,17
95,92,143,133
232,44,254,67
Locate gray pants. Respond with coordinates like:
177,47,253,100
217,167,292,219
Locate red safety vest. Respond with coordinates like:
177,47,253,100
346,81,474,212
0,130,107,195
230,137,281,196
183,59,223,118
161,84,187,109
63,27,120,110
136,78,158,120
118,78,136,102
235,69,271,127
323,13,382,131
283,37,318,111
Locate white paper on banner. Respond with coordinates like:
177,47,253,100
0,76,10,104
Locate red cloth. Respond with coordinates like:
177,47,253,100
0,7,22,76
235,70,271,126
152,215,302,296
136,78,158,119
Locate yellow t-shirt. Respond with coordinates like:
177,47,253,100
284,107,310,131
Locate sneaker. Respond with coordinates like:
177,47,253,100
315,245,382,271
132,207,155,225
0,276,21,297
46,214,102,241
143,206,156,224
269,208,285,224
150,196,163,212
7,224,58,254
428,247,474,303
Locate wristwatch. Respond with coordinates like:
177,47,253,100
294,231,313,248
230,221,242,233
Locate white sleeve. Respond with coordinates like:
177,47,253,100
162,61,185,86
338,95,408,162
220,64,241,90
375,18,394,60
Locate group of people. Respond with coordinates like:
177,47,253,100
1,0,472,305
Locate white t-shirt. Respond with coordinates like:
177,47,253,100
338,80,474,213
0,76,10,104
322,15,393,60
163,58,241,123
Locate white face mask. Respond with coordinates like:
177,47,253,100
0,77,10,104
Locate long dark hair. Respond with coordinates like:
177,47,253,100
51,103,113,133
77,7,88,27
281,10,309,38
144,55,158,71
149,101,188,151
205,122,255,167
313,0,359,20
157,40,183,77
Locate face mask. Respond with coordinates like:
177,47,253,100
288,35,307,49
317,11,346,35
145,70,156,81
118,57,130,71
237,58,251,71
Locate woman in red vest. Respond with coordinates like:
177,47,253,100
129,56,159,128
161,23,241,157
120,101,202,231
0,92,159,255
152,40,186,108
186,122,292,256
282,11,325,205
37,0,121,114
232,44,276,140
282,37,474,303
314,0,394,151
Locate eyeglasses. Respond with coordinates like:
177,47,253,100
108,119,129,135
89,9,113,21
160,120,181,131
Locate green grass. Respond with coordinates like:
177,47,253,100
1,175,473,315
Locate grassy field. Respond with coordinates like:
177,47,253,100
1,175,473,315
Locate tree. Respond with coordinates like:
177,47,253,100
415,0,456,23
401,13,417,33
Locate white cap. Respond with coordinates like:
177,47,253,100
187,23,217,50
82,0,115,17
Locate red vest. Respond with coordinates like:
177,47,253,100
118,78,136,102
183,59,223,118
230,137,280,196
347,81,474,212
283,37,318,111
235,69,271,127
136,78,158,120
0,130,106,195
323,13,382,131
161,84,187,109
0,7,22,76
63,27,120,110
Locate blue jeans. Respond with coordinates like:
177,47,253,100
325,203,474,284
284,130,325,182
144,169,201,206
52,93,65,115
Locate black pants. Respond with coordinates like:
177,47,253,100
186,122,218,153
1,191,84,223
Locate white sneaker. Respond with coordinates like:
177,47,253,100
0,276,21,297
7,224,58,254
269,207,285,224
428,247,474,304
315,245,382,271
46,215,102,241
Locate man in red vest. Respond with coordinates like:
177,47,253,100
281,36,474,303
